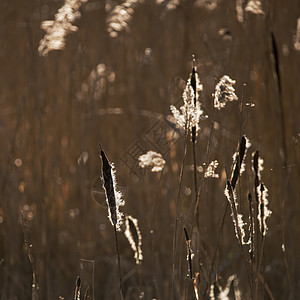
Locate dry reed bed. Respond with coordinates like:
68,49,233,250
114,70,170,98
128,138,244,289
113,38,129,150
0,0,299,299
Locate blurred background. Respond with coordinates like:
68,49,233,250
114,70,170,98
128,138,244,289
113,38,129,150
0,0,299,299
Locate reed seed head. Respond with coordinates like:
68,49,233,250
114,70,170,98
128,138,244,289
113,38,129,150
230,136,251,190
214,75,238,110
224,181,247,245
124,215,143,264
38,0,87,56
106,0,139,38
257,182,271,236
170,69,205,140
245,0,265,15
138,151,165,172
100,147,124,231
74,276,81,300
204,160,219,178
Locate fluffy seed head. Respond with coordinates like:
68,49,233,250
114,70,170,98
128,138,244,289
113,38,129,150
170,69,205,139
38,0,88,56
106,0,140,37
245,0,265,16
138,151,165,172
204,160,219,178
214,75,238,110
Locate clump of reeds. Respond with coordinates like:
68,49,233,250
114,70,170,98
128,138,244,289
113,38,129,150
124,215,143,264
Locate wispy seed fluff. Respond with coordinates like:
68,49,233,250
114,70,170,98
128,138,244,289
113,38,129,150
214,75,238,110
170,70,205,139
138,151,165,172
38,0,88,56
124,216,143,264
100,148,124,231
204,160,219,178
257,183,272,236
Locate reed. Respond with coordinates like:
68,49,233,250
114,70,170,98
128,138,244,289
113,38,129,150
99,147,124,299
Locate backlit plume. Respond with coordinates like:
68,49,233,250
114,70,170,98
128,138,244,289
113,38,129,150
170,70,205,139
38,0,88,56
138,151,165,172
214,75,238,110
245,0,265,16
204,160,219,178
106,0,140,38
100,148,124,231
257,183,272,236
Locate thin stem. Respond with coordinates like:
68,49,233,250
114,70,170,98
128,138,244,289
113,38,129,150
21,211,39,300
171,126,188,300
192,141,199,226
113,224,124,300
150,170,164,300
